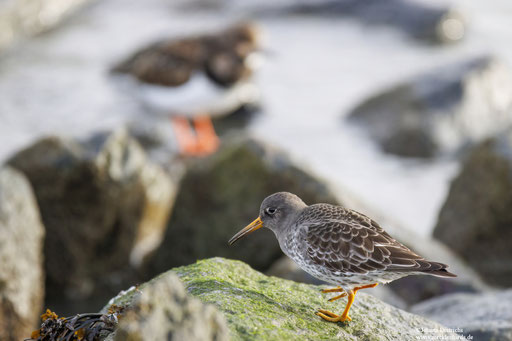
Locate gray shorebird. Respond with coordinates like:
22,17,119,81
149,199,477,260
229,192,456,323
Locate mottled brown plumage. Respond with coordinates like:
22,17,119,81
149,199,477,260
112,22,260,87
229,192,456,323
298,204,453,278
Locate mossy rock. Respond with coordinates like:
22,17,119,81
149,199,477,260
107,258,458,340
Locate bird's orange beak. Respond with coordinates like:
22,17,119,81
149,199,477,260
228,217,263,245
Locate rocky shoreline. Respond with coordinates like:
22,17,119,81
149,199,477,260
3,129,510,340
1,0,512,340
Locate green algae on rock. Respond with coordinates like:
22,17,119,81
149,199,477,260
107,258,459,340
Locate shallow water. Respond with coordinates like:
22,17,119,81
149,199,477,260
0,0,511,236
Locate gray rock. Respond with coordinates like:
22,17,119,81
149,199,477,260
108,271,229,341
170,258,461,340
0,166,45,341
412,289,512,341
434,130,512,286
283,0,466,44
8,129,177,314
149,135,341,274
0,0,92,52
348,56,512,158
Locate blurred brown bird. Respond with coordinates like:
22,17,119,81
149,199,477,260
113,22,261,156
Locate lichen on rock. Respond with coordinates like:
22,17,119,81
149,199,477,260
107,257,459,340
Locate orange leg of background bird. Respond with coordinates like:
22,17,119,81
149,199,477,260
192,115,219,156
316,283,378,323
171,116,198,155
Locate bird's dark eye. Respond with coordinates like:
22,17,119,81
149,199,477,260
265,207,277,216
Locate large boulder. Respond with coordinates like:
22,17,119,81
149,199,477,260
285,0,465,44
108,258,460,340
0,166,45,341
433,130,512,286
106,272,229,341
149,136,340,273
347,56,512,158
8,129,177,314
412,289,512,341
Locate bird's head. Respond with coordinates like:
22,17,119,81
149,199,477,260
228,192,307,245
228,22,262,50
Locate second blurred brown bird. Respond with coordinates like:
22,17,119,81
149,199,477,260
113,22,262,156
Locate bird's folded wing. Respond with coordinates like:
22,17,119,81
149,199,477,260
303,218,432,275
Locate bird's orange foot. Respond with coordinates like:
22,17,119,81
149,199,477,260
171,115,220,157
171,116,198,156
321,286,343,294
316,309,351,322
192,116,219,156
328,292,347,302
320,287,347,302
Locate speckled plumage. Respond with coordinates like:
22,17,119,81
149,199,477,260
112,22,260,87
282,203,455,290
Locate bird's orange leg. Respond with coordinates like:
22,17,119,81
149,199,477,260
171,116,198,156
321,286,343,294
317,283,378,323
192,115,219,156
328,292,347,302
353,283,378,293
317,289,354,322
